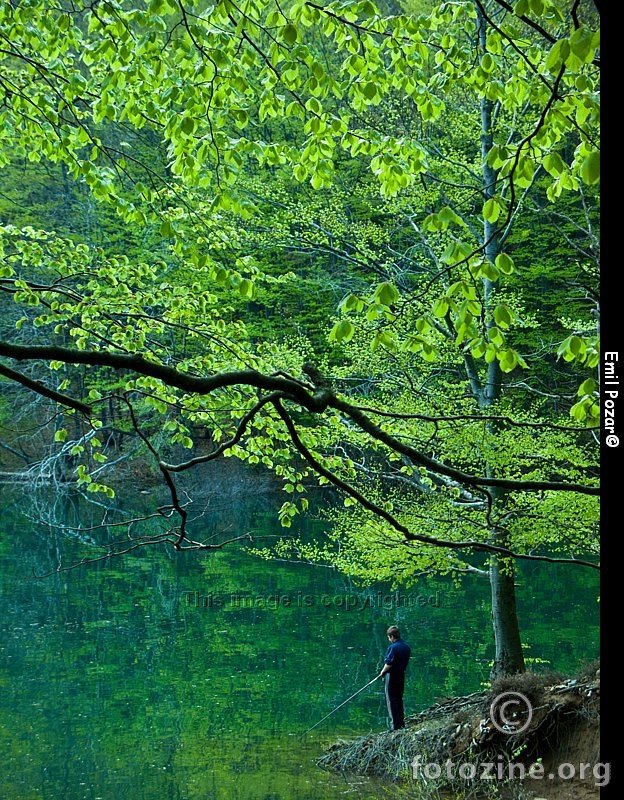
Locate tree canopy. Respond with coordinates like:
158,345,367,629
0,0,600,676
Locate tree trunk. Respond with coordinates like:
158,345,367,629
489,553,526,679
476,8,526,680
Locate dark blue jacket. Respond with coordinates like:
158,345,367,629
384,639,411,674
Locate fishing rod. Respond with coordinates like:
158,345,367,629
303,675,382,735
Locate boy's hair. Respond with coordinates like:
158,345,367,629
387,626,401,639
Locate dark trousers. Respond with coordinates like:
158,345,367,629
384,672,405,730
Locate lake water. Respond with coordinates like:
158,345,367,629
0,477,600,800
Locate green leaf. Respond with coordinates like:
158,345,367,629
483,198,500,223
481,53,494,73
432,297,449,318
360,0,377,17
282,24,299,45
488,326,504,345
239,278,255,298
362,82,377,100
470,338,487,358
180,116,196,135
438,206,464,227
484,344,497,363
371,329,397,352
493,304,513,329
374,282,399,306
543,152,566,177
341,293,364,312
498,348,518,373
569,25,597,63
580,150,600,186
422,213,442,232
578,378,598,396
570,396,599,424
545,39,570,74
480,261,500,281
495,253,514,275
329,319,355,343
557,334,587,362
160,219,174,237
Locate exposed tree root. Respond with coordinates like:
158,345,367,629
317,662,601,799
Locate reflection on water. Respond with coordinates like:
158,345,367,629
0,482,599,799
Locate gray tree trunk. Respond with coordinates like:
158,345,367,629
476,9,526,679
489,553,526,679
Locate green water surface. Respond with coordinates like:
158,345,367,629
0,481,600,799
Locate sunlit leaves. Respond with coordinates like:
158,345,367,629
545,38,571,74
373,282,399,307
557,334,599,368
0,0,599,220
433,296,450,319
370,329,397,352
495,253,515,276
570,377,600,424
543,152,566,177
483,197,500,223
493,303,514,329
281,23,299,45
423,206,465,232
580,150,600,186
329,318,355,343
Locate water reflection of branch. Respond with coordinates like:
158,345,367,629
31,534,174,577
26,386,259,573
174,532,253,551
31,529,254,578
29,509,174,535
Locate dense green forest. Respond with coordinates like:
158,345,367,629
0,0,600,680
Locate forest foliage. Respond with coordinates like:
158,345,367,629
0,0,600,661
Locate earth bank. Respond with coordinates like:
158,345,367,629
317,662,601,799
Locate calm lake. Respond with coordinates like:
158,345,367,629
0,473,600,800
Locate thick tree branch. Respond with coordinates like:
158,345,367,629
0,341,599,497
0,341,324,410
331,397,598,496
272,398,598,569
0,362,92,415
